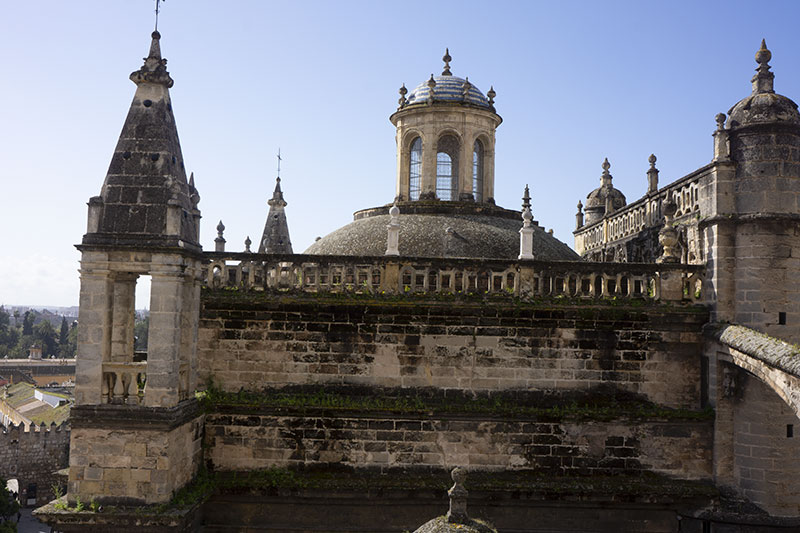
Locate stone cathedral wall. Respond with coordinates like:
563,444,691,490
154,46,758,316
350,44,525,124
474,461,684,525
197,294,709,409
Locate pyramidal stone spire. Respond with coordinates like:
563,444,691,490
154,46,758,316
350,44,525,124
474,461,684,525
82,31,200,251
258,177,293,254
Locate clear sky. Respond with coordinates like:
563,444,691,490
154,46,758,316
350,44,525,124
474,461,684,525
1,1,799,308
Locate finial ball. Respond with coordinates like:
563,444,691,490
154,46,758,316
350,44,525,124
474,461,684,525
648,154,657,165
755,39,771,65
602,158,611,171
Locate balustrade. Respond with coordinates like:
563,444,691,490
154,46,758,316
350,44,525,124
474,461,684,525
101,362,146,405
202,252,704,304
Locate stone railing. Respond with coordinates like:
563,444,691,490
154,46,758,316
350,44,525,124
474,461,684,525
101,362,146,405
203,253,704,303
576,164,711,256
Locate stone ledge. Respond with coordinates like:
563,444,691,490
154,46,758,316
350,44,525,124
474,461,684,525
71,399,201,431
34,498,202,533
706,323,800,378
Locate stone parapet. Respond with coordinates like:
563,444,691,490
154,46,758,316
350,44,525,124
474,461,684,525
203,253,704,304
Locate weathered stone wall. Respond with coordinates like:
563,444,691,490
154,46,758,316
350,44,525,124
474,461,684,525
0,423,70,506
68,415,203,505
204,410,712,480
198,296,708,410
733,372,800,516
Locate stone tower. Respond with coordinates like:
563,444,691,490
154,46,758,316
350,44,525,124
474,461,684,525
705,40,800,343
258,177,293,254
390,50,502,203
69,31,204,505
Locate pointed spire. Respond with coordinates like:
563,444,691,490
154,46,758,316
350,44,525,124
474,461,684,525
442,48,452,76
84,29,198,250
130,31,173,88
522,184,531,210
259,177,293,254
752,39,774,95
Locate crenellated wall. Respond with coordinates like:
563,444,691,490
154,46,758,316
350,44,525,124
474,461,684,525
0,423,70,506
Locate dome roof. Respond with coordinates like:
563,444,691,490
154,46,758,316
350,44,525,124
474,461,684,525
727,40,800,129
414,516,496,533
586,186,626,210
303,203,580,261
406,75,491,109
584,158,626,213
400,49,495,111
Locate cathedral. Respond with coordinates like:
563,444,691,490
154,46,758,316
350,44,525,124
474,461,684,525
29,28,800,533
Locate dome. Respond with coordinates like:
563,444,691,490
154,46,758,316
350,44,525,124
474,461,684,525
585,186,626,210
406,75,491,109
582,158,626,225
727,40,800,129
413,468,497,533
728,91,800,128
304,202,580,261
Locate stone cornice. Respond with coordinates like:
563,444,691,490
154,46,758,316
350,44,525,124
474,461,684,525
70,398,202,431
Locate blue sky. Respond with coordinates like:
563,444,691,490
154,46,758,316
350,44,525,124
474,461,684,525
1,1,799,307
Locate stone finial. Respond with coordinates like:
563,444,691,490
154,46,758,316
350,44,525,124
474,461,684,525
713,113,731,161
715,113,727,131
462,77,472,101
446,467,469,524
215,220,226,252
442,48,453,76
575,201,584,230
385,203,400,256
398,83,408,108
657,199,680,263
752,39,774,95
519,188,535,260
487,86,496,106
130,31,174,88
600,158,613,187
521,184,532,210
244,236,252,253
188,172,200,208
647,154,659,194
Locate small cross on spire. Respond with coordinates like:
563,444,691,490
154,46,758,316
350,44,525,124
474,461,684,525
277,148,282,179
154,0,164,32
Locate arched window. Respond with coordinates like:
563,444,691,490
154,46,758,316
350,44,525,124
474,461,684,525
436,135,459,201
472,139,484,202
409,137,422,201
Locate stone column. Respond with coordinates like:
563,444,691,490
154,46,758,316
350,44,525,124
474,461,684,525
110,274,137,362
146,261,186,407
421,125,437,200
74,253,114,406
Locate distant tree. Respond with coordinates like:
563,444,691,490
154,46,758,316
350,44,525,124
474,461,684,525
21,312,34,336
134,315,149,352
59,317,69,355
33,321,58,357
63,321,78,358
0,308,9,330
0,476,19,532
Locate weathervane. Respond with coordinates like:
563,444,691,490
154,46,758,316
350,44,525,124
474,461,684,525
155,0,164,31
277,149,282,179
